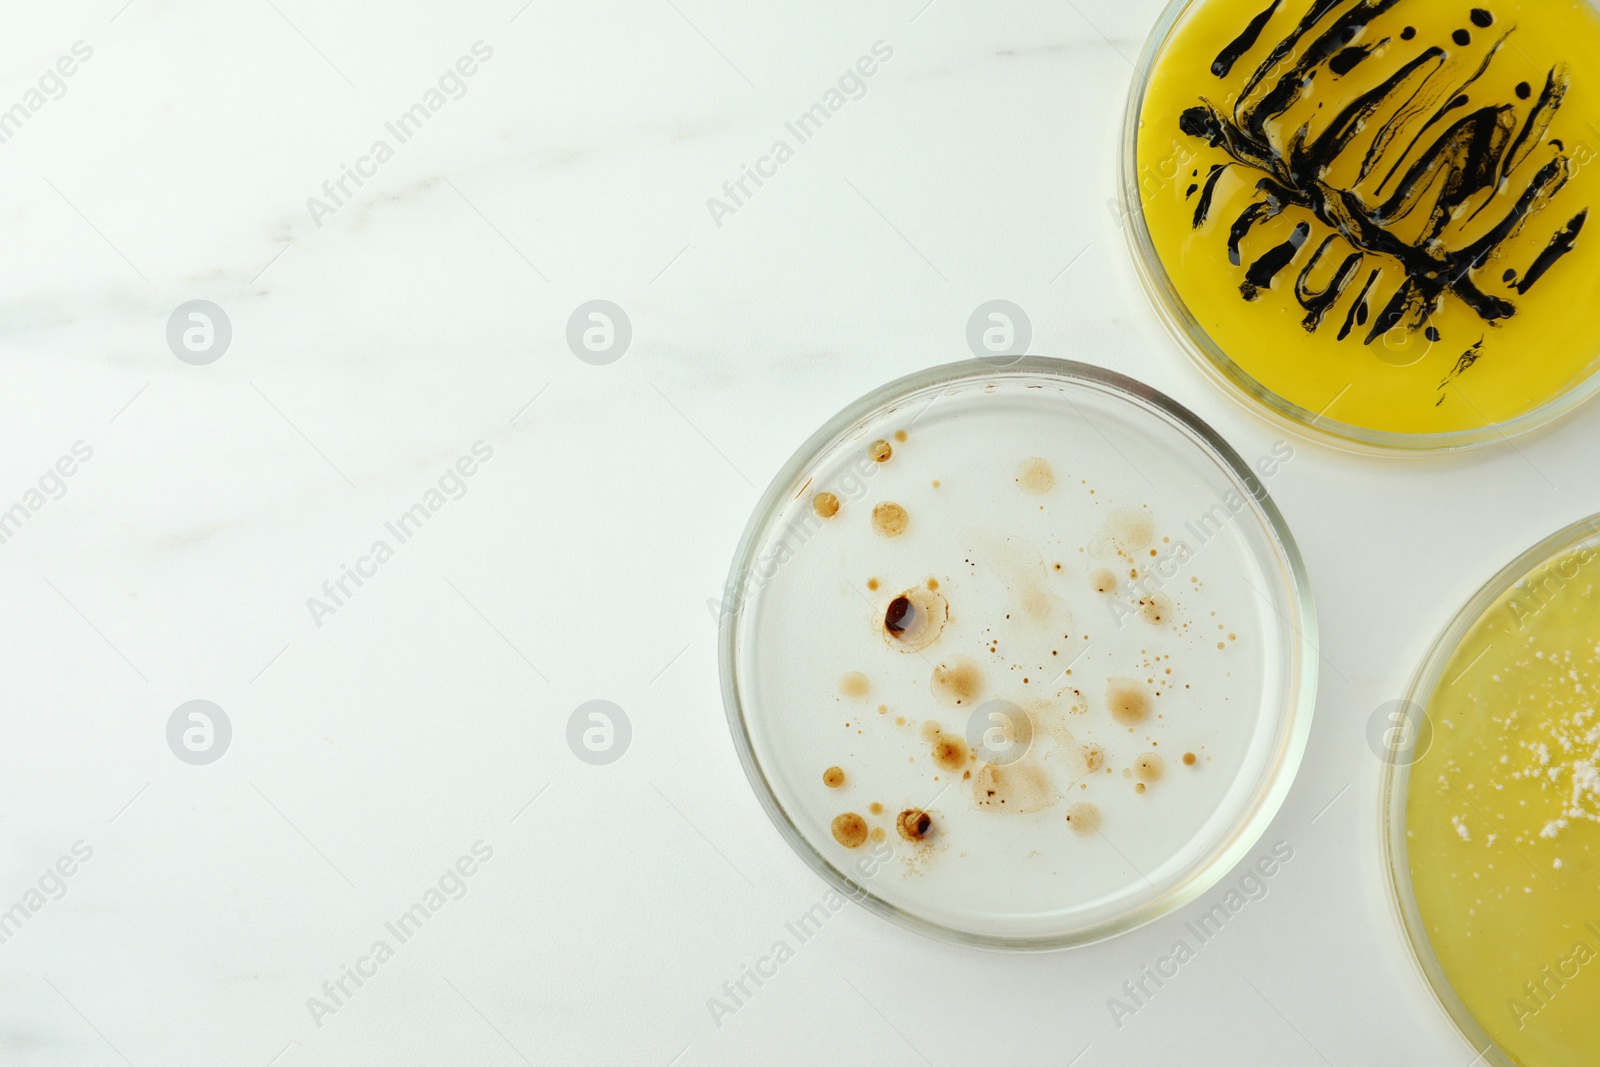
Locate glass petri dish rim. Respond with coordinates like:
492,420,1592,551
1118,0,1600,455
718,356,1320,951
1379,511,1600,1063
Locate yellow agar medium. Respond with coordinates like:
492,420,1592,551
1138,0,1600,437
1408,547,1600,1065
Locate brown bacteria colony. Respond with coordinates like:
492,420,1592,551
881,587,948,652
1134,753,1165,784
1065,802,1102,835
805,457,1235,868
872,502,909,537
1015,457,1056,494
929,655,983,706
831,812,868,848
838,672,870,698
897,808,934,841
1107,678,1152,727
924,723,971,771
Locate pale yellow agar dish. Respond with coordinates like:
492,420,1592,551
1408,547,1600,1065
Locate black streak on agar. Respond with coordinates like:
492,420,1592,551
1241,220,1311,299
1438,339,1487,397
1182,0,1587,350
1190,163,1233,227
1296,234,1365,331
1517,209,1589,293
1213,0,1285,78
1338,268,1382,341
1329,41,1383,76
1504,72,1569,187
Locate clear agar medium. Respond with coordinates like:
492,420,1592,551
720,358,1317,948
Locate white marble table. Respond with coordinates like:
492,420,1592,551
3,1,1595,1064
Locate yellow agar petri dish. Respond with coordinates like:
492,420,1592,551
1383,514,1600,1066
1124,0,1600,450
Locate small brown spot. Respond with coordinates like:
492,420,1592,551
839,672,870,698
869,439,893,463
926,577,940,591
1134,753,1165,783
1065,802,1101,835
869,826,886,842
866,578,880,591
872,502,909,537
832,812,868,848
894,429,908,443
932,479,941,488
823,766,845,788
812,492,840,519
1135,782,1147,794
897,808,934,841
869,801,883,815
1016,457,1056,494
1183,752,1197,766
1092,568,1117,594
1108,678,1150,726
1081,743,1105,772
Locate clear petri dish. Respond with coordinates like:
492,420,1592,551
1122,0,1600,452
719,358,1317,949
1382,513,1600,1065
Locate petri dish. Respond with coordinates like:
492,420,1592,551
1383,513,1600,1066
719,358,1317,949
1122,0,1600,451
